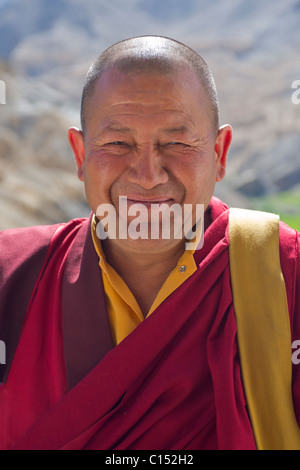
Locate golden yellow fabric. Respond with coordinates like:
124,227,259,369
229,208,300,450
91,215,200,345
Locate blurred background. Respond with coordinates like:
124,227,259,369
0,0,299,230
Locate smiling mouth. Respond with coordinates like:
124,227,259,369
123,196,175,206
127,199,174,206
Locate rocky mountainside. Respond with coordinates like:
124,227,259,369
0,0,299,229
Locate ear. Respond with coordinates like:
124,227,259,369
214,124,233,182
68,127,85,181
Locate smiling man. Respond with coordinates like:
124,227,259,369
68,37,231,323
0,36,300,451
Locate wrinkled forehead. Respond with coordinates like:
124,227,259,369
92,66,204,114
84,67,214,144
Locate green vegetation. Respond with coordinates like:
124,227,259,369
249,189,300,231
279,214,300,231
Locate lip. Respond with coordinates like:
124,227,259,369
121,195,175,205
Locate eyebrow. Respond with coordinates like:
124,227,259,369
100,125,133,135
98,124,192,137
160,126,190,134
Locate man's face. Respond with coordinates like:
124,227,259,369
69,66,232,253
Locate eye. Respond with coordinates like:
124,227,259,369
103,141,132,154
166,142,190,148
105,141,131,150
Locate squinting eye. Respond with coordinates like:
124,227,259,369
167,142,189,148
109,141,126,145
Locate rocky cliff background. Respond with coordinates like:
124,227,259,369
0,0,299,229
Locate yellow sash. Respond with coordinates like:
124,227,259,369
229,208,300,450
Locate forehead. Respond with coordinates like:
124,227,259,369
87,66,210,130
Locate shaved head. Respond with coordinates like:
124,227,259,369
80,36,219,135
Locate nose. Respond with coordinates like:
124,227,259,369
127,145,169,189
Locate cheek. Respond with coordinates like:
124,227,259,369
83,153,126,206
85,153,115,179
179,156,217,204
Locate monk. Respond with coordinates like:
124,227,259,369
0,36,299,450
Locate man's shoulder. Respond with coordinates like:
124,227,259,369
210,198,299,256
0,217,89,244
0,223,61,252
0,217,89,277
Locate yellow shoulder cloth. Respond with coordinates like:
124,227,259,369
229,208,300,450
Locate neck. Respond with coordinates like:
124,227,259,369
102,239,186,316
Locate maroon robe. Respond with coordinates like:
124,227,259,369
0,197,299,450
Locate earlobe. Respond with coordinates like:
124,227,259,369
214,125,233,182
68,127,85,182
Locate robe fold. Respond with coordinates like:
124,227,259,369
0,197,299,450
